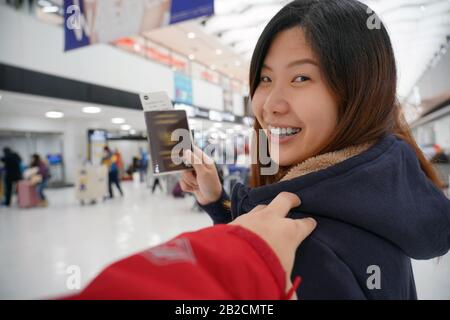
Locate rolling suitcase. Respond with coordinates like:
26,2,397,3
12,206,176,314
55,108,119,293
17,180,40,208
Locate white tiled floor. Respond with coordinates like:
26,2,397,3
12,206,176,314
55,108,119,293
0,181,211,299
0,181,449,300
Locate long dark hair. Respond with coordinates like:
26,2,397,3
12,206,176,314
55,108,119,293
249,0,442,188
31,153,41,168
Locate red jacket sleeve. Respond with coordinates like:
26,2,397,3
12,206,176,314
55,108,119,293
64,225,288,300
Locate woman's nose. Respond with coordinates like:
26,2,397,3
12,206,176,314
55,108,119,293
263,93,290,116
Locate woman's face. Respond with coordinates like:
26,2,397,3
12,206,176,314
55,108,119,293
252,27,339,166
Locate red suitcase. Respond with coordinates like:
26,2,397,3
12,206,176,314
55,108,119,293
17,180,40,208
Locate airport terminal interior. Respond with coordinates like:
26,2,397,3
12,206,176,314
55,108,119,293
0,0,450,299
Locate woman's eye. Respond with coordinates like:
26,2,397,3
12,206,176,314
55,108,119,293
292,75,310,83
260,76,271,83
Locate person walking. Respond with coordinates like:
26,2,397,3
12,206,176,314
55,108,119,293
151,177,162,194
1,147,22,206
102,146,123,198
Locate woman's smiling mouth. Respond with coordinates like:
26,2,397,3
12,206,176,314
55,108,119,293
267,125,302,144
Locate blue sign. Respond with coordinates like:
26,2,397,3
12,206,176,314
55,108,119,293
170,0,215,24
174,72,193,105
64,0,91,51
47,154,63,165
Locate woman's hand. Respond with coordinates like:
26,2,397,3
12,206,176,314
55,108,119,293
180,146,222,205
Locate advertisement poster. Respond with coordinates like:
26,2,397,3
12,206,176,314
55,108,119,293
174,72,193,105
64,0,214,51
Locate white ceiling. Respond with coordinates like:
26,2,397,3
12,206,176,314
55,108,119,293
143,21,250,83
34,0,450,101
200,0,450,99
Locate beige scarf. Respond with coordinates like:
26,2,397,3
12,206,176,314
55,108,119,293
280,141,376,181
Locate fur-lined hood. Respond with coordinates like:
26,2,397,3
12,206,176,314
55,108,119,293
281,142,374,181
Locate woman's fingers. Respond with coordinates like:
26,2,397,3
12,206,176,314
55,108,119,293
181,177,197,191
192,145,215,166
180,179,196,192
183,149,205,172
181,147,222,205
181,171,198,190
182,170,198,188
179,179,194,193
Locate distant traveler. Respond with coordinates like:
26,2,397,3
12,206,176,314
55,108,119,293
1,147,22,206
29,153,50,206
102,146,123,198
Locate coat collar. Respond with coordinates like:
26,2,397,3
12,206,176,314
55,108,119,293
280,141,375,181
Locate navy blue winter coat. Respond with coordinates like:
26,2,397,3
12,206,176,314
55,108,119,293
200,134,450,299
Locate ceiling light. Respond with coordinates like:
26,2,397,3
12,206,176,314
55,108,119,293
210,64,217,70
121,124,131,131
42,6,59,13
111,117,125,124
215,49,223,55
129,129,137,135
187,32,196,39
82,106,102,114
45,111,64,119
213,123,222,128
188,54,195,60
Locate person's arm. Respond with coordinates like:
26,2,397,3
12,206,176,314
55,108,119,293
65,225,285,300
62,193,316,300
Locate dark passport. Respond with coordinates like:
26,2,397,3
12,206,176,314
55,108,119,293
144,110,192,175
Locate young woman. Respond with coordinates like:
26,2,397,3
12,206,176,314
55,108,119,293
180,0,450,299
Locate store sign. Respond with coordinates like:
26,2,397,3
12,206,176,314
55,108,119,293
64,0,214,51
